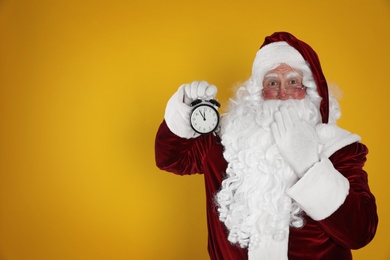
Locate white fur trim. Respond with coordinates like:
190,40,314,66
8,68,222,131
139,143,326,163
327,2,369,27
248,229,289,260
164,85,200,139
316,124,361,158
287,158,350,220
252,42,309,86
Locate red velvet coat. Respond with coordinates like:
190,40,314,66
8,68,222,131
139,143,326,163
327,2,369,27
155,120,378,260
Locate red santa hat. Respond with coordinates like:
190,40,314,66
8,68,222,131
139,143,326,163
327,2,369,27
253,32,329,124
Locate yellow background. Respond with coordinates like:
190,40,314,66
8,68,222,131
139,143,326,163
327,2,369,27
1,0,389,259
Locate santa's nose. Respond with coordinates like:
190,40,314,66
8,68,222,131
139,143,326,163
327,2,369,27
278,88,289,100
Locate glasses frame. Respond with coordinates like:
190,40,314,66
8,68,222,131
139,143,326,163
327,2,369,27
262,85,307,99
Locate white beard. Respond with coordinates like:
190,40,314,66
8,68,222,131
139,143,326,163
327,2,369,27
216,95,321,251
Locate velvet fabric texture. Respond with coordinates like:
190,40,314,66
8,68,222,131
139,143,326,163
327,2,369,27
155,121,378,260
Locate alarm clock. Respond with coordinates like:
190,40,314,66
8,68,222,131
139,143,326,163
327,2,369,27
190,99,220,134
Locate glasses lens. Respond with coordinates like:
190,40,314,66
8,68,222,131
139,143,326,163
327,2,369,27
286,86,304,95
262,86,305,98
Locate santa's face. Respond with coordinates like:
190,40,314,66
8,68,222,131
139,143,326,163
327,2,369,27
262,64,306,100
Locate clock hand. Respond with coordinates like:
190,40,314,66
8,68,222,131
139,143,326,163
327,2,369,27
200,110,206,120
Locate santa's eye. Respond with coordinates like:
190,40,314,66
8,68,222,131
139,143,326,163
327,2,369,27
288,78,303,88
289,79,299,85
268,80,279,87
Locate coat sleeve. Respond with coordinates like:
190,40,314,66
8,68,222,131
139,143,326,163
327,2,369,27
316,142,378,249
155,120,214,175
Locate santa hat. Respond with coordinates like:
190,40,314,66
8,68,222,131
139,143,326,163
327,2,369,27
252,32,329,124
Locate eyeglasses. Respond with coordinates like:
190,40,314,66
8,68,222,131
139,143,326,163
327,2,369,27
262,84,306,99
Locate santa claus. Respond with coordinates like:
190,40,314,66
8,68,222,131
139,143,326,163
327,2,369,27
155,32,378,259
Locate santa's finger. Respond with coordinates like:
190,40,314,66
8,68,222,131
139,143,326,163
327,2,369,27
190,81,200,99
271,122,281,143
197,81,208,97
287,106,301,126
280,106,293,130
274,111,286,135
183,83,191,99
205,84,217,98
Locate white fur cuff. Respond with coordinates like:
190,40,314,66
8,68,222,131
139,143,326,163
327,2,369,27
164,85,199,139
287,158,350,221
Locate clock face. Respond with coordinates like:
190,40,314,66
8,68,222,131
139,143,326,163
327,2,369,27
190,104,219,134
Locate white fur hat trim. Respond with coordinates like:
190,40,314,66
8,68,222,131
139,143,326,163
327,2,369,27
251,42,309,85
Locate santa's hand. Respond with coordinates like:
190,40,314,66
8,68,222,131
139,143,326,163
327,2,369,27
164,81,217,138
183,81,217,105
271,106,319,178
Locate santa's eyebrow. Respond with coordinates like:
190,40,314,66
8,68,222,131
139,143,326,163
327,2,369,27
264,73,279,78
286,71,302,78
